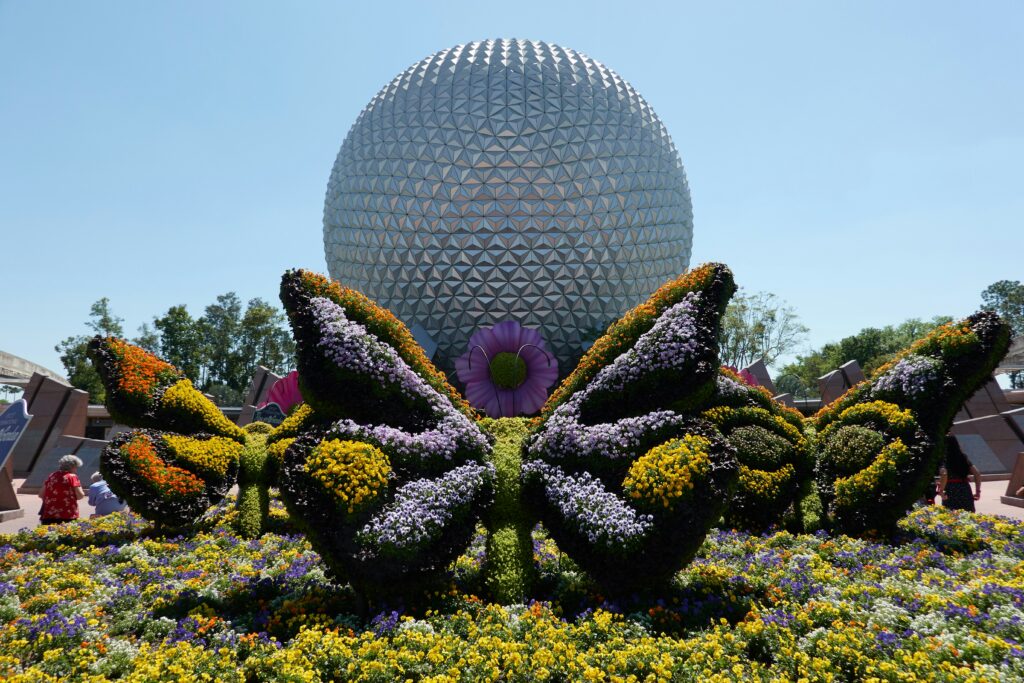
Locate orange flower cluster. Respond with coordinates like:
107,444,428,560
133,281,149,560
909,321,980,359
120,434,205,498
107,338,180,401
295,270,472,416
539,263,731,421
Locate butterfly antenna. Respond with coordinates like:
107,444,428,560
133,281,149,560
514,344,553,416
468,345,502,417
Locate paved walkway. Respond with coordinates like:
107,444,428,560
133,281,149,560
2,478,1021,537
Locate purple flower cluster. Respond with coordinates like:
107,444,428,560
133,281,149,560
528,401,687,462
17,606,89,641
310,296,429,402
329,409,490,469
585,294,703,396
359,463,494,554
714,374,751,402
309,295,489,467
872,355,944,399
371,609,403,636
528,293,713,462
522,461,653,549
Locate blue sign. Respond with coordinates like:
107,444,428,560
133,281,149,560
253,402,286,427
0,399,32,470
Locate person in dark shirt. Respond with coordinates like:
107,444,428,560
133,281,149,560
936,436,981,512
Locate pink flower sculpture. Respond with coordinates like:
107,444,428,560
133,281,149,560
259,370,302,413
454,321,559,417
724,366,759,387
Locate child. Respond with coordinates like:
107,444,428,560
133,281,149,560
88,472,127,517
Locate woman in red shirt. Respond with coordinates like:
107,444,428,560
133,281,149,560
38,455,86,524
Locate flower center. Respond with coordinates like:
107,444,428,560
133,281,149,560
489,352,528,389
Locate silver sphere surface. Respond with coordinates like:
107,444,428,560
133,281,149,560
324,39,693,373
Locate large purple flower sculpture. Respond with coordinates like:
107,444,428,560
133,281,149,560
454,321,559,417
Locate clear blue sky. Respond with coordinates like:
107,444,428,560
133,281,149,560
1,1,1021,378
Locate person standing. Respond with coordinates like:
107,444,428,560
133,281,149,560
87,471,127,517
936,437,981,512
38,454,86,524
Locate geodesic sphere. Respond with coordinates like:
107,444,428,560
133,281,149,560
324,39,693,373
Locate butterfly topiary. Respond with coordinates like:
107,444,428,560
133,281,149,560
87,337,246,530
87,265,1011,603
813,312,1010,534
522,263,742,596
273,270,494,599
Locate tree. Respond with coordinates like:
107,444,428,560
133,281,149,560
0,384,19,403
58,292,296,407
718,290,808,370
55,298,125,403
133,323,160,354
779,316,952,397
198,293,243,391
981,280,1024,388
86,298,124,338
198,297,295,405
153,305,204,383
237,297,296,384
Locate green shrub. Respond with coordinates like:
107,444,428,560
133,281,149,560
702,404,810,533
727,426,792,471
236,433,271,539
822,425,885,476
479,418,534,604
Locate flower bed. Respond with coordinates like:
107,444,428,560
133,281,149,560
1,505,1021,681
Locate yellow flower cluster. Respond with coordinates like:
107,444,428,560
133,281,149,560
623,435,712,509
304,439,391,514
701,405,731,424
737,463,794,501
267,437,296,470
822,400,916,438
834,439,911,508
162,434,242,480
120,642,244,682
159,379,246,442
268,403,316,443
